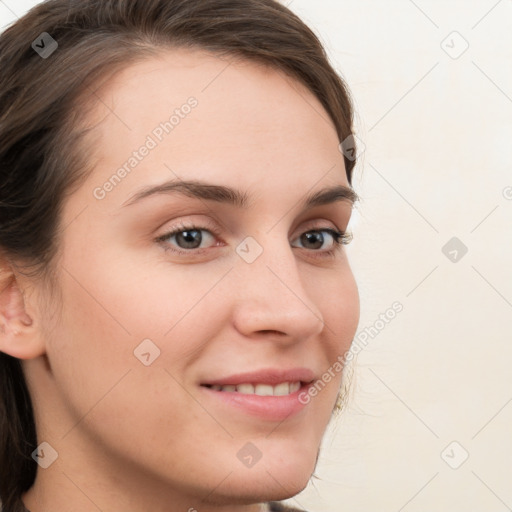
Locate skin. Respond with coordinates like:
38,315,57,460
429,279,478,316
0,48,360,512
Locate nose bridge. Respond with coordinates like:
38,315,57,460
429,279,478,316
231,233,325,338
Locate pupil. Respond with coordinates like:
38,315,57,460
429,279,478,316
177,230,202,249
302,232,323,249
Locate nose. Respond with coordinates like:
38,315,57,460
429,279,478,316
231,237,326,343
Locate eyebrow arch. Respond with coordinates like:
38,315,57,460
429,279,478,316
121,179,359,209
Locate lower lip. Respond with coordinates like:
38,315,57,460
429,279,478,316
199,383,312,422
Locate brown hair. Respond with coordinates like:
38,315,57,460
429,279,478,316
0,0,358,509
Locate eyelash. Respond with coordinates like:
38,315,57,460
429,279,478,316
155,221,353,258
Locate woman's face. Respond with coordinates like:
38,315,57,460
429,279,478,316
24,49,360,509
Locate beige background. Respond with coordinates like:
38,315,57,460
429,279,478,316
1,1,511,510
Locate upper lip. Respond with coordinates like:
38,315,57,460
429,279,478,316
201,367,316,387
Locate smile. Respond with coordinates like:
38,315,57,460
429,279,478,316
202,381,302,396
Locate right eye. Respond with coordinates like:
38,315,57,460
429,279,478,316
155,222,222,254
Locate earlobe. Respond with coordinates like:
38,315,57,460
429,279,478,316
0,260,46,360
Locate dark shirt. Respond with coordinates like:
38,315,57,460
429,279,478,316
269,502,308,512
7,501,307,512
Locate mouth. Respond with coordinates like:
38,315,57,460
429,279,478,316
199,380,315,421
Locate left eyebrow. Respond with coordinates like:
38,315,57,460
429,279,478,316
121,179,359,209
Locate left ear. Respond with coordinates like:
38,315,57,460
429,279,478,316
0,258,46,360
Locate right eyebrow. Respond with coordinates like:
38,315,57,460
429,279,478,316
121,179,249,209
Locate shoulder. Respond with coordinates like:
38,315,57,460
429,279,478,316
268,501,309,512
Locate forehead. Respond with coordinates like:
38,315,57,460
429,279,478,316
78,48,348,206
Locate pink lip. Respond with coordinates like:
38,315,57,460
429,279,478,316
199,367,316,422
200,367,316,387
200,381,314,422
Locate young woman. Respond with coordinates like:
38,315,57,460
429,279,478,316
0,1,361,511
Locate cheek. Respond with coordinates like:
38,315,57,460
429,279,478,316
45,268,139,424
47,251,232,423
45,263,215,458
317,268,359,403
312,265,360,353
294,265,359,412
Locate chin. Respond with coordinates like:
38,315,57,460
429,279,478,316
205,469,312,507
263,456,315,496
210,450,316,505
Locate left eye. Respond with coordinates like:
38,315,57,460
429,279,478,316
290,229,344,251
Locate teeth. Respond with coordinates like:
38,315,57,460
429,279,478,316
273,382,290,396
289,381,301,393
237,383,256,395
209,381,302,396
